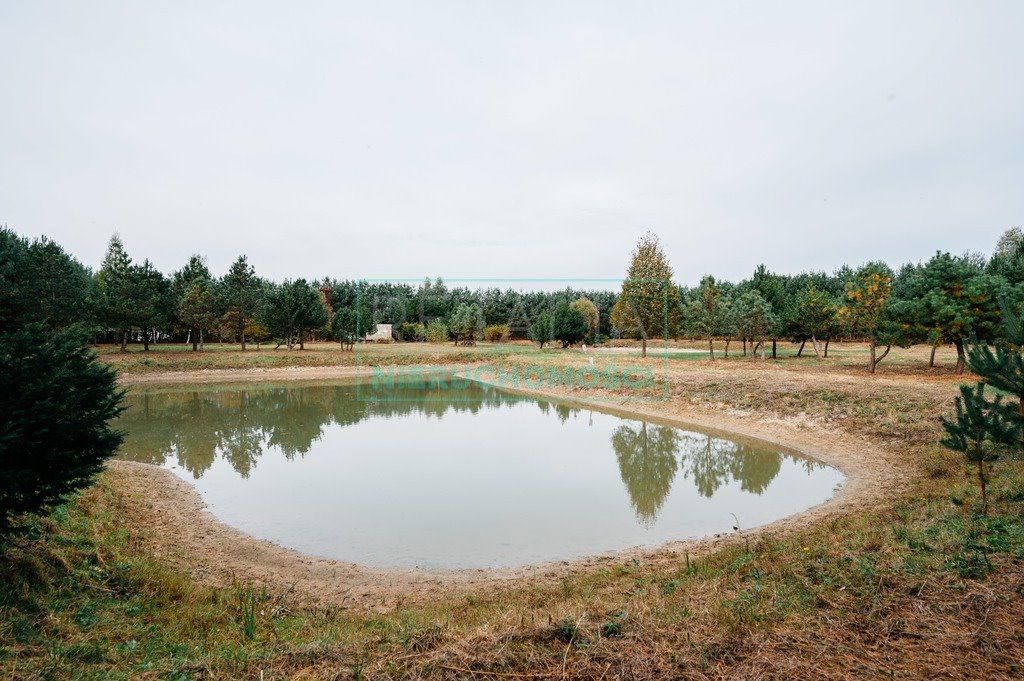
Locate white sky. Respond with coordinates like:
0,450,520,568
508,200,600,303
1,1,1022,287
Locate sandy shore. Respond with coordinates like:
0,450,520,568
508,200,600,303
108,364,903,611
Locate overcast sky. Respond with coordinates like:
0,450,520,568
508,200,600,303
1,1,1022,287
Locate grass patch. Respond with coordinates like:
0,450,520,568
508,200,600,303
4,348,1024,678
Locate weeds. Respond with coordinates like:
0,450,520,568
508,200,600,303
234,580,265,641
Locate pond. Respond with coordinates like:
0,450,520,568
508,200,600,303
115,381,844,570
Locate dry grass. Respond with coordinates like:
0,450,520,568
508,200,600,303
3,344,1023,679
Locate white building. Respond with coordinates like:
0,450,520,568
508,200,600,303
364,323,396,342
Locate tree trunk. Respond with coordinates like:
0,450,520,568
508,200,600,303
824,337,830,358
875,344,892,365
953,337,966,374
869,336,876,373
810,334,822,359
641,338,647,358
241,323,247,351
742,337,747,356
796,339,806,357
772,338,777,359
143,329,150,351
725,338,730,357
299,331,305,350
708,336,714,360
199,328,204,351
120,330,128,353
929,343,937,367
978,460,988,515
191,328,199,352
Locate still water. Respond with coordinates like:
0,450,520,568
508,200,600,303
116,381,843,569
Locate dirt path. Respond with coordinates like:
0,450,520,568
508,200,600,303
108,364,908,611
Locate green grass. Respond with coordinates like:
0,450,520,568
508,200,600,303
2,450,1021,678
5,346,1021,678
97,338,975,380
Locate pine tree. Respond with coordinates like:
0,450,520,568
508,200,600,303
552,300,588,348
734,290,778,360
904,252,1004,374
841,263,898,373
172,255,214,351
177,281,217,350
796,284,837,359
940,384,1017,515
449,303,485,346
966,300,1024,435
940,301,1024,514
751,265,788,358
222,255,261,350
261,280,326,350
687,275,723,359
132,259,171,350
332,303,375,350
529,311,552,349
96,234,137,351
1,324,124,536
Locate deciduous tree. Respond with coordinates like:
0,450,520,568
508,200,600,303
570,297,599,341
615,232,682,357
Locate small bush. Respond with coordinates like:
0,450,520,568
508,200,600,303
399,322,425,342
0,325,124,537
424,321,449,344
483,324,510,342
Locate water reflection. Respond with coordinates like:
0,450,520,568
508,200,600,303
612,423,680,522
121,383,514,479
118,382,823,527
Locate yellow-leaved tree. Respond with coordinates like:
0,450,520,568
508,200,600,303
611,232,682,357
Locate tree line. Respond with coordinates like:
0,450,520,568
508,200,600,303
618,230,1024,373
3,226,1024,373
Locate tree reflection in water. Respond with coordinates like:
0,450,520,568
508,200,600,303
611,422,680,523
612,424,811,523
118,383,814,523
118,383,523,479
